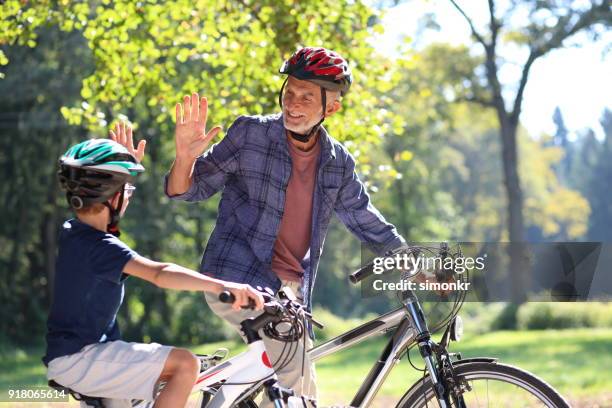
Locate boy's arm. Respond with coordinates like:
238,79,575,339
123,255,264,310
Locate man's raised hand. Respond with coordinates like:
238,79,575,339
175,92,222,162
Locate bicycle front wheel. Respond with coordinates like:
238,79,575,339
397,361,570,408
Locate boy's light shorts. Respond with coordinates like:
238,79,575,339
47,340,173,402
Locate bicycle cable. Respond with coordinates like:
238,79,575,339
405,343,426,373
395,244,468,334
219,302,306,387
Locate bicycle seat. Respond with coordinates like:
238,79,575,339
48,380,105,408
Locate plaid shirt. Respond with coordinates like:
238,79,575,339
164,113,404,312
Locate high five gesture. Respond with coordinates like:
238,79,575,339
167,92,222,196
175,93,222,162
109,121,146,163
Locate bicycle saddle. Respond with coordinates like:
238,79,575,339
48,380,104,408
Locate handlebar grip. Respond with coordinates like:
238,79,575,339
219,291,256,310
349,263,375,284
349,245,414,284
219,291,235,304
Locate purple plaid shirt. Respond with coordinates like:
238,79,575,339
164,113,404,311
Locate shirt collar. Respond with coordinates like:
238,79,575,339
271,113,336,164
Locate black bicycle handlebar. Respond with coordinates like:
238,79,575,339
349,245,413,284
219,291,274,309
349,262,375,284
349,243,456,285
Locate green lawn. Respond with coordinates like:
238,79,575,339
311,328,612,407
2,328,611,407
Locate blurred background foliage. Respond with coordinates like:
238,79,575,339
0,0,611,350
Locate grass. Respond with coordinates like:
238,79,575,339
312,328,612,407
1,328,611,407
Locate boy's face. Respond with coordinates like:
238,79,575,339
112,183,135,216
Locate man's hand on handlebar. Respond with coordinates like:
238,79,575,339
412,269,455,297
218,282,265,311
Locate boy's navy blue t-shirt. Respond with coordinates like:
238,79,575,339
43,219,136,366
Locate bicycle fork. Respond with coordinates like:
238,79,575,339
404,301,454,408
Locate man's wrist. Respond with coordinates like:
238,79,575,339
174,155,197,171
167,156,197,196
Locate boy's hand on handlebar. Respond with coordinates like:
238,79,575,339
222,282,265,311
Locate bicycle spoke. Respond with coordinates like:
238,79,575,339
463,379,550,407
398,362,568,408
471,379,482,407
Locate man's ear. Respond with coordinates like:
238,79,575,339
325,99,342,117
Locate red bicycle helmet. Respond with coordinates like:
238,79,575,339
279,47,352,96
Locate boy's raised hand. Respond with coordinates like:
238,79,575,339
175,92,222,162
110,121,146,163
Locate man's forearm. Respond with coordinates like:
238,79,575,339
167,157,196,196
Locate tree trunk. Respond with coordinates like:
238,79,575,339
499,119,524,242
499,116,528,303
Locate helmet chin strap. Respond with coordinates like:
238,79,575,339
103,189,125,237
279,78,327,143
288,116,324,143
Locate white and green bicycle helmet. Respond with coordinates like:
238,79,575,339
58,139,144,234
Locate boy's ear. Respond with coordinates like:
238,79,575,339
109,191,122,207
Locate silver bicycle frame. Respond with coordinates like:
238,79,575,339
309,306,418,408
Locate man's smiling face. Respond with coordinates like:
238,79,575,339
281,76,325,135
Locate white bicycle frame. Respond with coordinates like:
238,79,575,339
98,288,425,408
124,340,276,408
191,340,276,408
180,306,416,408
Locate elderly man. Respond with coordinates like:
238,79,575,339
165,47,405,406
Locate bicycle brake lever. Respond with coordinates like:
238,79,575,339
303,310,325,329
309,317,325,330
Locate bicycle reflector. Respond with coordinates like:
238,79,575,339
450,315,464,342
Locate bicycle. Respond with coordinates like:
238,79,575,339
50,243,571,408
306,243,571,408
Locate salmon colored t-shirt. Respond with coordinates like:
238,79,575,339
271,137,321,282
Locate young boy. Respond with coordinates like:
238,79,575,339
43,126,264,408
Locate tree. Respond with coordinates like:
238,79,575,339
447,0,610,301
585,109,612,241
551,107,571,183
0,26,91,342
0,0,405,344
